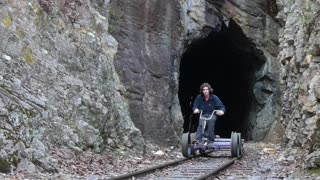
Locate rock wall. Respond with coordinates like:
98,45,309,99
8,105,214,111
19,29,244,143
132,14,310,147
0,0,144,173
277,0,320,168
108,0,184,144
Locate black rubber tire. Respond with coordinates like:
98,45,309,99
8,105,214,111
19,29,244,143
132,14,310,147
182,133,190,158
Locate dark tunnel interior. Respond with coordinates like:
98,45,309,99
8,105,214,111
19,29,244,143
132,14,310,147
178,20,264,140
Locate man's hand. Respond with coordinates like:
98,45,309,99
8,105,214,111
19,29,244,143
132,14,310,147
193,108,200,114
216,110,224,116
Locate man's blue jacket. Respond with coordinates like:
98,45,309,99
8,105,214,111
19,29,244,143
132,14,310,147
192,95,226,114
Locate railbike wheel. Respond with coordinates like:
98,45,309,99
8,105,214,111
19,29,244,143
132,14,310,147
182,133,189,157
231,132,241,158
189,133,196,157
182,133,194,158
238,133,243,157
190,133,196,143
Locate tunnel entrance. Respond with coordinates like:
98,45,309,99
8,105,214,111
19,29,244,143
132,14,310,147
178,20,265,140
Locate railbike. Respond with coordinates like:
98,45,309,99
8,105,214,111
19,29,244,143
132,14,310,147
182,110,243,158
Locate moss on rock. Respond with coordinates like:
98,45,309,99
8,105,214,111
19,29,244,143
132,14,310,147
0,159,11,173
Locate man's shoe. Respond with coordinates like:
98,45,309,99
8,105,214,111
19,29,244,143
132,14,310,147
207,140,215,145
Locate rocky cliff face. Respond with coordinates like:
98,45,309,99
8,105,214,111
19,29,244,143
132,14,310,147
0,0,144,173
0,0,319,174
108,0,183,144
277,0,320,168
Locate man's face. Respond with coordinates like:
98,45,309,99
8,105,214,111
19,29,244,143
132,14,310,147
202,87,209,96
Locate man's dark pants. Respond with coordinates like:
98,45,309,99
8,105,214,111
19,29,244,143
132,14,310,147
196,114,217,143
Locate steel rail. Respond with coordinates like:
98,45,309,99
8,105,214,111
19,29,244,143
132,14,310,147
106,157,188,180
195,157,238,180
108,145,241,180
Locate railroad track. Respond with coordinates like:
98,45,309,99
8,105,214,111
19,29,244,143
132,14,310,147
107,132,243,179
107,155,239,180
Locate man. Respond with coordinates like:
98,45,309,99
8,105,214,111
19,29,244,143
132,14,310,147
192,82,226,144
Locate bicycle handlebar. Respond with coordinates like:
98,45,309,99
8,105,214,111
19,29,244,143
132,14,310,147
199,110,217,120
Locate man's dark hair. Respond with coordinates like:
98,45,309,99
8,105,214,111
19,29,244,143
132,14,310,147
200,82,213,96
